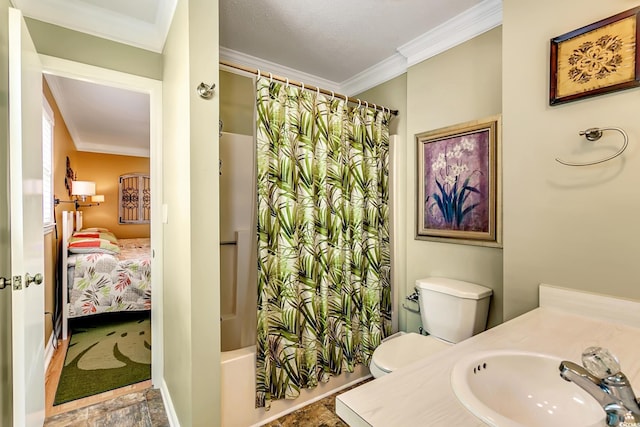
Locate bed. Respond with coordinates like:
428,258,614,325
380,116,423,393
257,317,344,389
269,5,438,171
61,210,151,340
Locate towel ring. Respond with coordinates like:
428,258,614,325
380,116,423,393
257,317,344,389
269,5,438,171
556,127,628,166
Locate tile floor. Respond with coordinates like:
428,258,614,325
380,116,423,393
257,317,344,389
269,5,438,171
44,388,170,427
43,379,370,427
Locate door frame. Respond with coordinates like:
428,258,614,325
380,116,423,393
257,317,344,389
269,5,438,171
39,55,164,386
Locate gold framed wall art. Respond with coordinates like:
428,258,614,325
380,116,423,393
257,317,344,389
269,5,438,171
416,115,502,247
550,6,640,105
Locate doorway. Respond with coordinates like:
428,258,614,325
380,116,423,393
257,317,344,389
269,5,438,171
40,54,163,416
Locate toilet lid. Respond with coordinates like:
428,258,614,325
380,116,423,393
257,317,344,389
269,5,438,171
372,332,450,373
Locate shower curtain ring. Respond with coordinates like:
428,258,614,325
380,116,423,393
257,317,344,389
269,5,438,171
269,73,273,83
301,82,304,91
331,91,335,100
286,78,289,88
257,69,261,79
365,101,369,110
373,103,376,111
358,99,361,108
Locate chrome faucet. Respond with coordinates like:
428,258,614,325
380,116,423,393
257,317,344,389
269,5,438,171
559,347,640,427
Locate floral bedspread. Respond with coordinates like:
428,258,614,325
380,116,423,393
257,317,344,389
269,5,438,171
69,239,151,318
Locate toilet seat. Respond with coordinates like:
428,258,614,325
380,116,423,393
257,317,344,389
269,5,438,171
370,332,451,376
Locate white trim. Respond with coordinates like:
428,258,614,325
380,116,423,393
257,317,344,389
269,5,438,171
72,141,150,158
13,0,177,52
397,0,502,68
249,375,373,427
539,284,640,328
220,47,341,94
220,1,502,97
344,0,502,94
40,54,165,390
160,380,180,427
43,333,55,371
340,53,407,97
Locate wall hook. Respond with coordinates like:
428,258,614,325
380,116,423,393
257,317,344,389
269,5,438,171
556,126,629,166
197,82,216,99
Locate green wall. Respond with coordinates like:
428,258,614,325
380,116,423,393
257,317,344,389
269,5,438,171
0,1,13,426
162,0,221,424
502,0,640,319
220,69,254,135
24,18,162,80
359,28,504,332
405,27,504,330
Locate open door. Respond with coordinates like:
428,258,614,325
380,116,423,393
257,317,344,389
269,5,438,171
8,7,45,427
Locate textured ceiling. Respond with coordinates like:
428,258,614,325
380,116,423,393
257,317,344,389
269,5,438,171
15,0,494,156
45,75,151,157
219,0,484,83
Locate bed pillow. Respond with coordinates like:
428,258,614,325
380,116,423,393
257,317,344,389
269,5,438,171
80,227,111,233
73,231,118,244
68,237,120,255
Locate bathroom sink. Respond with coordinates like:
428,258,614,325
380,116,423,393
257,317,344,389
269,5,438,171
450,349,605,427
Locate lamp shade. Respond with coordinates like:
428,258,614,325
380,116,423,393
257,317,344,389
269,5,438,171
71,181,96,196
91,195,105,203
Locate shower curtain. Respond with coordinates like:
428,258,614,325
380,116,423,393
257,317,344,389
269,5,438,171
255,76,392,409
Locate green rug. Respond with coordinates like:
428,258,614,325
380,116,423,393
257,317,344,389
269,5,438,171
54,312,151,405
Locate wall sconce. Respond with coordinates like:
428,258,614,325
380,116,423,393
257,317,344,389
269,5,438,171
55,180,104,209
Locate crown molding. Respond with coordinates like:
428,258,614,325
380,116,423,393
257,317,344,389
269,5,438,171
338,0,502,95
14,0,175,52
398,0,502,68
220,47,342,93
74,142,150,158
43,74,80,151
340,53,407,96
222,0,502,97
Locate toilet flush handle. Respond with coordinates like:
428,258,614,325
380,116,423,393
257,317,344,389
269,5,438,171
402,292,420,314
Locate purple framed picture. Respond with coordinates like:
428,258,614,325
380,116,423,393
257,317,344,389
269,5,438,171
416,115,502,247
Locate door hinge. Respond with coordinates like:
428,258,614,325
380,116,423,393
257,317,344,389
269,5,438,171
12,275,22,290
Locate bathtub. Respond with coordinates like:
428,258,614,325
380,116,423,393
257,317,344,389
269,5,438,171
219,133,372,426
221,345,371,427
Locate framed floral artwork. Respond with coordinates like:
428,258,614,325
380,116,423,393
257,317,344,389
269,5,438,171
550,6,640,105
416,115,501,247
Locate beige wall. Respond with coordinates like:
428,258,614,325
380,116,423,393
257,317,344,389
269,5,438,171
25,18,162,80
502,1,640,319
0,1,13,425
162,0,221,424
220,69,254,135
403,27,504,331
74,152,151,238
44,78,75,347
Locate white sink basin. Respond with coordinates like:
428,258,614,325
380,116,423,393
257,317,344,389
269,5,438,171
450,350,606,427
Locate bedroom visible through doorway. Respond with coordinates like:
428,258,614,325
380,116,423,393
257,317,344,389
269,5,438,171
40,55,163,418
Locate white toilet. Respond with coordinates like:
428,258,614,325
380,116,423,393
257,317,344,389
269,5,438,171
369,277,493,378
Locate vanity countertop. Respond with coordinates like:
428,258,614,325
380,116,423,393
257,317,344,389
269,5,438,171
336,285,640,426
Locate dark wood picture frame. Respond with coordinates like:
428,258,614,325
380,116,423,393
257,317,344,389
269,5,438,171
550,6,640,105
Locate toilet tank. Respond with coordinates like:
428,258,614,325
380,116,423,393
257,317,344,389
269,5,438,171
416,277,492,344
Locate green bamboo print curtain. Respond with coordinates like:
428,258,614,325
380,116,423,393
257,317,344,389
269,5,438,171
255,76,392,409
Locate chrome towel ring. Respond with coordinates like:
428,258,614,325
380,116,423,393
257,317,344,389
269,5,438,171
556,127,628,166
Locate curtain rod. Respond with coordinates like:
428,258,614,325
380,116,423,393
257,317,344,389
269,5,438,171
220,60,398,116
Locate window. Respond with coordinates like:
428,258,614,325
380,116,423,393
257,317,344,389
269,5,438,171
43,97,55,231
119,173,150,224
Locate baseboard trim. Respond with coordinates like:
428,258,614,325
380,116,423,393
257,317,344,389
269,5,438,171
160,379,180,427
44,333,56,371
